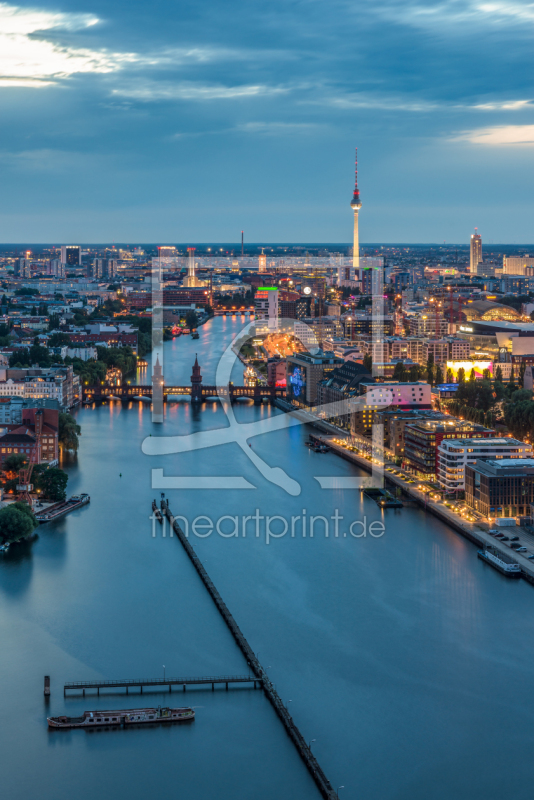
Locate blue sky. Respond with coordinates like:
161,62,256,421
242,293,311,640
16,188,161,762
1,0,534,243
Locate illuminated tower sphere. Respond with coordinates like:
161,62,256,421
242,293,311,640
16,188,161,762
470,228,482,274
350,148,362,271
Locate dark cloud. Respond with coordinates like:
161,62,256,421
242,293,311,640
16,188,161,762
0,0,533,240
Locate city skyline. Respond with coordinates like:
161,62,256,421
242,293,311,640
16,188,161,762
0,1,533,242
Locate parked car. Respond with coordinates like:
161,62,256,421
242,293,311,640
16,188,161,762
516,547,528,553
501,536,510,541
509,536,520,541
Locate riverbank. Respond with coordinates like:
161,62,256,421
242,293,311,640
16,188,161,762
314,432,534,586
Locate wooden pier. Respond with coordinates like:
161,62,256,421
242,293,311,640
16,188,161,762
64,675,260,696
154,499,338,800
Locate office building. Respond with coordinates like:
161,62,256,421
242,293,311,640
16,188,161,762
285,351,340,406
466,458,534,518
502,256,534,275
470,229,482,274
438,437,532,492
61,246,81,266
404,419,493,477
254,287,279,331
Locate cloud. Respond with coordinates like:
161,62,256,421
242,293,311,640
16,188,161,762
236,121,324,134
0,2,137,84
306,91,534,113
454,124,534,144
112,82,290,102
374,0,534,30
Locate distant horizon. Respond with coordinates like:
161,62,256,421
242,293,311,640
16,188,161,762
0,242,533,249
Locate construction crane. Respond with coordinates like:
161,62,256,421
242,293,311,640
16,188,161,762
16,447,37,506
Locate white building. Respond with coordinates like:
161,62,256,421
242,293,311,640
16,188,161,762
502,256,534,275
361,381,432,409
437,437,532,492
294,321,319,350
254,287,279,331
0,379,25,397
66,347,97,361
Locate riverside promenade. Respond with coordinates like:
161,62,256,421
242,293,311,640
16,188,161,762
316,434,534,586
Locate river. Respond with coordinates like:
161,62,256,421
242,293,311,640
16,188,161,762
1,315,534,800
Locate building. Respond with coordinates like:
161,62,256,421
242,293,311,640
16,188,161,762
267,356,286,386
423,340,449,364
470,229,482,273
501,275,527,294
259,252,267,273
0,397,60,424
350,147,362,270
404,419,493,477
254,287,279,331
61,246,81,266
14,258,31,278
438,437,531,492
0,378,25,397
502,256,534,275
286,351,340,406
408,315,449,338
465,458,534,518
0,407,59,466
351,382,432,437
462,299,520,322
316,360,373,429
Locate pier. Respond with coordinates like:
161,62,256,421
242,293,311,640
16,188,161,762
64,675,260,696
154,499,338,800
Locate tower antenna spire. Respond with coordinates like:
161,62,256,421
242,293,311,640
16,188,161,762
352,147,360,204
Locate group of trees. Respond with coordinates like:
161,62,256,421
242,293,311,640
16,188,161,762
504,389,534,440
59,412,81,452
216,290,254,309
1,454,69,504
0,502,38,543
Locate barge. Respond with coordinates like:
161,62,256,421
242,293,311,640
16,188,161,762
48,705,194,728
477,546,521,577
35,494,90,523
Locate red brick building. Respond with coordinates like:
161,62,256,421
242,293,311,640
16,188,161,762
0,408,59,466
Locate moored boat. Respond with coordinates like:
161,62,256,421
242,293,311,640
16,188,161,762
48,705,194,728
477,546,521,577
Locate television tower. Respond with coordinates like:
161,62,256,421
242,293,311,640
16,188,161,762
350,148,362,271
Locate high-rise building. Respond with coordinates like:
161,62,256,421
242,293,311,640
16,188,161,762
350,148,362,271
14,258,31,278
259,250,267,273
254,287,279,331
61,246,81,266
470,229,482,274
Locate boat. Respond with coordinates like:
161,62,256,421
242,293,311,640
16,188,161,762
35,494,90,523
0,542,10,553
191,330,200,339
48,705,195,729
477,546,521,577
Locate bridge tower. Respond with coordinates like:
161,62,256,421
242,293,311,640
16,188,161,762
152,355,164,423
191,355,203,403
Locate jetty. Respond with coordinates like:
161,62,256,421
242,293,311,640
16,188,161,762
153,498,338,800
35,494,90,523
64,675,260,696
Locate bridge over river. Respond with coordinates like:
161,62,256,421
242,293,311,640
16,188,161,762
83,355,286,405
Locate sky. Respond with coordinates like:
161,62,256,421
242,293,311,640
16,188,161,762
1,0,534,243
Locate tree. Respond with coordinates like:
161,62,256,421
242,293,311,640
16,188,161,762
36,467,68,502
495,365,503,382
49,332,72,348
2,453,29,476
426,351,435,385
185,310,199,329
409,364,420,382
435,365,444,385
508,366,516,391
48,314,60,331
457,367,466,383
31,305,38,316
392,361,407,382
519,361,526,386
469,368,476,383
58,412,81,452
363,353,372,372
0,503,38,542
446,367,454,383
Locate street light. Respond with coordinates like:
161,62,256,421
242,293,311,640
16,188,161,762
337,787,345,798
309,739,316,750
163,665,166,682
